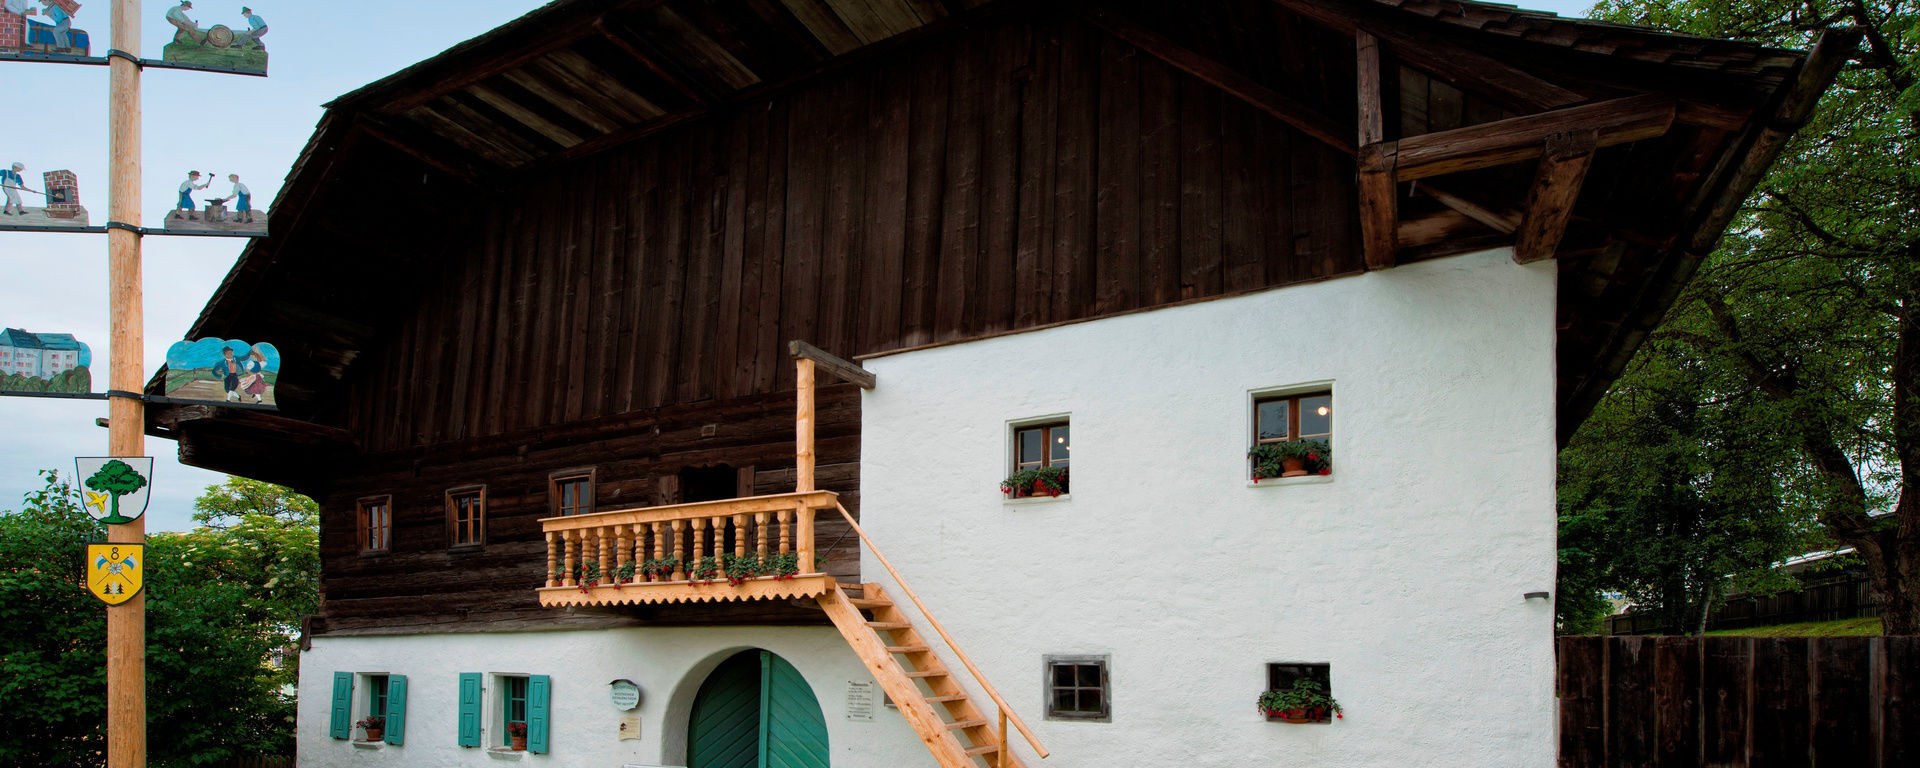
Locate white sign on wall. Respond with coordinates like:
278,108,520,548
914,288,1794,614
845,681,875,722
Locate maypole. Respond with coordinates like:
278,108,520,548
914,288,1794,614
105,0,145,764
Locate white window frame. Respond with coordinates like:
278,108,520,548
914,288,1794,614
1246,380,1336,488
1005,412,1073,504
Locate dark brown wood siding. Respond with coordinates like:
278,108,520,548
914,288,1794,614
316,12,1359,633
344,12,1358,451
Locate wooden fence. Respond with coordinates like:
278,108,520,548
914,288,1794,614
1557,636,1917,767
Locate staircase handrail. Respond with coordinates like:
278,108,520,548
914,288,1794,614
834,502,1049,760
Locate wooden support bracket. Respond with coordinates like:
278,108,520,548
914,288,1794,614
1413,181,1520,234
1358,144,1399,270
1392,93,1675,181
789,340,877,389
1514,130,1598,263
1082,7,1355,156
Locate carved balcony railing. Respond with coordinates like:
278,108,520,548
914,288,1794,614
537,490,839,607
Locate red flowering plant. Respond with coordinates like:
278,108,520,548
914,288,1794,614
574,560,602,592
1001,466,1068,498
1257,679,1343,723
691,556,720,584
1249,439,1331,481
506,722,527,737
355,715,385,739
766,552,802,580
643,556,681,581
721,552,762,586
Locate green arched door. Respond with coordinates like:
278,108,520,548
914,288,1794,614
688,650,828,768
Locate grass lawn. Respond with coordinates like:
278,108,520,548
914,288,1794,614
1703,616,1883,637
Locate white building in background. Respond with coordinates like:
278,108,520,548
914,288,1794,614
0,328,83,379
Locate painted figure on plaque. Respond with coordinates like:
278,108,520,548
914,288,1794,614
0,164,91,227
160,0,267,74
165,338,279,407
0,327,92,395
165,170,267,234
0,0,91,58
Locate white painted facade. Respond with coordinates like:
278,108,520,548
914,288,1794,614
297,248,1559,768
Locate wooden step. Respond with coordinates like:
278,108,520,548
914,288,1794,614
925,694,968,703
848,596,893,609
945,719,988,730
867,621,913,630
905,669,950,679
963,745,1000,756
885,645,931,654
837,582,867,591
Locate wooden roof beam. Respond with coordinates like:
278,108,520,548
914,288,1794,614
789,340,876,389
1082,7,1354,157
596,16,715,106
1270,0,1586,113
1514,130,1598,264
354,116,488,187
1355,30,1396,269
1412,181,1520,234
1392,93,1675,181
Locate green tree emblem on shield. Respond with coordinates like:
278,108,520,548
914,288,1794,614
86,459,150,524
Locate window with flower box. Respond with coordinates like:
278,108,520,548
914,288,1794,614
1005,419,1070,498
1263,663,1336,723
1251,390,1333,480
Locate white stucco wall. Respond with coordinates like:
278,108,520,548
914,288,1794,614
857,248,1560,768
296,626,934,768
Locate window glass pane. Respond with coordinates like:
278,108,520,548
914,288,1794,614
1299,395,1332,437
1257,400,1290,441
1052,689,1076,713
1049,426,1070,467
1019,429,1043,467
1078,688,1103,714
560,483,575,511
1077,664,1100,687
1052,664,1075,687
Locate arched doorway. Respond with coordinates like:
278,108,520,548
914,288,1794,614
687,649,829,768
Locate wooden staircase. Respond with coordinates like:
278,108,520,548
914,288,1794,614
818,582,1028,768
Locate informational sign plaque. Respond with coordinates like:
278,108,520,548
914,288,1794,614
845,681,875,722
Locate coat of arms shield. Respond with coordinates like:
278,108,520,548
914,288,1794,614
86,542,144,606
75,457,153,524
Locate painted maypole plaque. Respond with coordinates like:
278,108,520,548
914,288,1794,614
161,1,267,74
86,542,144,605
164,338,279,406
0,0,94,61
0,328,92,394
0,165,91,229
164,170,268,235
76,457,153,524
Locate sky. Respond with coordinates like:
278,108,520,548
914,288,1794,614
0,0,1598,531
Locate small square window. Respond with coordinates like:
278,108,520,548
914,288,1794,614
549,470,594,517
447,486,486,548
1008,420,1070,498
357,496,391,554
1251,390,1332,479
1044,655,1109,722
1265,663,1334,723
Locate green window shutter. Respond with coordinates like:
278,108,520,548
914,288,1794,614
384,674,408,745
458,673,483,747
329,672,353,740
529,675,552,752
527,675,552,754
763,654,829,768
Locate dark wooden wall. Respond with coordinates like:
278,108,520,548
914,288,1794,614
314,11,1361,634
343,12,1358,452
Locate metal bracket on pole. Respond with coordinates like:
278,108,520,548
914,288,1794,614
104,221,143,235
105,49,143,67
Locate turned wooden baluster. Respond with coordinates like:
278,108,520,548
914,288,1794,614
778,509,793,554
650,521,666,581
545,531,559,587
712,515,726,563
597,526,612,584
561,530,577,587
669,519,685,580
755,512,770,561
734,514,748,558
692,518,707,579
613,524,628,583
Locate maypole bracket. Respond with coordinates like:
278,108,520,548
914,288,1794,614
104,221,143,234
105,49,142,67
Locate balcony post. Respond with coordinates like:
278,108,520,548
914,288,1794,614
796,499,815,573
796,357,815,493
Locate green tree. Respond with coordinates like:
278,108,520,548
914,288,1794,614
1577,0,1920,633
84,459,148,524
0,471,303,765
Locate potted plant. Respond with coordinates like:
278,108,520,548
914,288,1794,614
644,556,681,582
1000,466,1068,498
576,560,602,593
615,560,637,584
768,551,801,580
356,715,385,742
506,721,528,751
1257,679,1343,723
692,556,720,584
722,552,761,586
1249,439,1331,481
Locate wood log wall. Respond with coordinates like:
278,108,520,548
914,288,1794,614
317,13,1361,633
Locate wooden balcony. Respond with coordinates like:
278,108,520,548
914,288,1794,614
538,490,838,608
